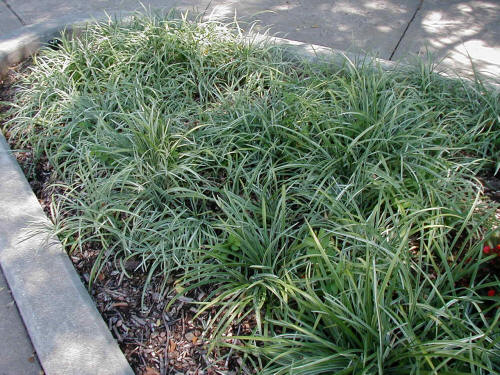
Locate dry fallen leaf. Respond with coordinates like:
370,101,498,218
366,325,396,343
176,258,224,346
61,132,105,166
168,339,176,352
110,302,128,309
143,367,160,375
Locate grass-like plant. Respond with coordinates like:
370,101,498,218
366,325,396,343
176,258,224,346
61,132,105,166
4,12,499,374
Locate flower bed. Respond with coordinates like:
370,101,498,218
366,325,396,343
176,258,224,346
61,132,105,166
2,13,500,374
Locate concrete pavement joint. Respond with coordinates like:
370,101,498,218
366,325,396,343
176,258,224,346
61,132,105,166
389,0,423,61
201,0,214,19
1,0,25,25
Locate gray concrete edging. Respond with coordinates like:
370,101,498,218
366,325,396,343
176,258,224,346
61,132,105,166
0,10,496,375
0,132,134,374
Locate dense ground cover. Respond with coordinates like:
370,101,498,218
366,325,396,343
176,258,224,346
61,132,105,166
4,13,500,374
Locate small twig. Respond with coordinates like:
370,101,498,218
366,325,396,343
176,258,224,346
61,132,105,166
112,325,122,342
182,310,186,336
163,325,170,374
139,351,147,367
117,270,124,286
224,325,241,368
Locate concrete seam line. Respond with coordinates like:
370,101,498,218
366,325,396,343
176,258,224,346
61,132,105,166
389,0,424,61
0,0,25,26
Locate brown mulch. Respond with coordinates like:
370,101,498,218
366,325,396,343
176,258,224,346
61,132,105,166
69,246,252,375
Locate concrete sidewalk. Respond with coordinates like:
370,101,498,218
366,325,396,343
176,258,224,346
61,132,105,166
0,0,499,80
0,268,42,375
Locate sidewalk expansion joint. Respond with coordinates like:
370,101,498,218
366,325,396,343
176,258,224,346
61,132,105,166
389,0,423,60
1,0,25,26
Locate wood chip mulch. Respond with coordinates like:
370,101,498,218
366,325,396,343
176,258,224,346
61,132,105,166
71,247,253,375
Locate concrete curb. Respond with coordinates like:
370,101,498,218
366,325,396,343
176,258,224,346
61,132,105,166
0,133,134,374
252,32,397,71
0,11,496,375
0,15,84,76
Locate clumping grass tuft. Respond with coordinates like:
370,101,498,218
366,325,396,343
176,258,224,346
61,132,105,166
5,12,500,374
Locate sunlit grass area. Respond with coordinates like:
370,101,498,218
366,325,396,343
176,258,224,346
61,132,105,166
5,13,500,374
